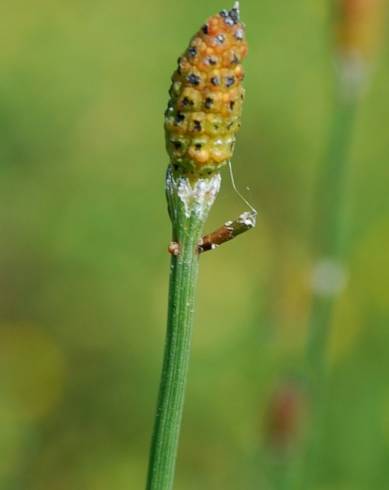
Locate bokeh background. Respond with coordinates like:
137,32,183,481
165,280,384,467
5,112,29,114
1,1,388,488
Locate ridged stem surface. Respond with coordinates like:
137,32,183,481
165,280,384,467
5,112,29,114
146,169,219,490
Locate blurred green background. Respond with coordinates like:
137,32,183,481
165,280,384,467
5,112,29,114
1,1,388,488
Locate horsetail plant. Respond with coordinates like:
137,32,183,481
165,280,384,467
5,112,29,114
146,4,255,489
307,0,385,421
262,3,386,489
299,1,386,487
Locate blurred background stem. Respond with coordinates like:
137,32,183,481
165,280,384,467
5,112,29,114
272,72,360,490
272,0,387,485
300,94,358,489
307,95,357,382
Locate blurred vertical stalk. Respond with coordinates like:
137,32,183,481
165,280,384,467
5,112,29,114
300,94,357,489
306,96,356,383
146,168,220,490
299,0,385,487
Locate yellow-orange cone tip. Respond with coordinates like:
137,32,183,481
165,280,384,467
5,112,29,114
165,3,248,178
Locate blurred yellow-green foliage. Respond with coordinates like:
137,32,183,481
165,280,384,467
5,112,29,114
1,1,388,489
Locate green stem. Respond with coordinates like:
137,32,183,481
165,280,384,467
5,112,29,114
314,100,357,257
146,168,220,490
275,96,358,490
299,97,358,489
306,98,357,373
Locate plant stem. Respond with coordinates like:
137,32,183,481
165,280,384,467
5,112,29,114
147,204,203,490
274,95,358,490
146,167,220,490
298,96,358,489
307,97,357,372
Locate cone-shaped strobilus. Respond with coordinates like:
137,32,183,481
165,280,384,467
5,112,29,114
165,2,248,178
